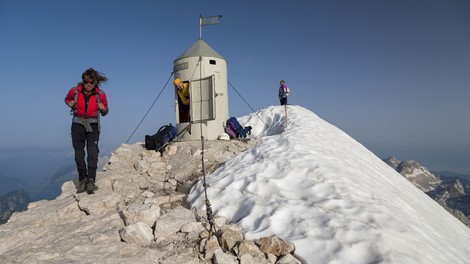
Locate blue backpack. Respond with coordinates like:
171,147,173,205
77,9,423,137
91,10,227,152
225,117,252,139
145,124,177,155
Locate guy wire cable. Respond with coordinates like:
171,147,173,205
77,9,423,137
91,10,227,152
125,72,174,144
228,80,269,129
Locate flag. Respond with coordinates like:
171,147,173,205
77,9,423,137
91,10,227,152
200,15,222,26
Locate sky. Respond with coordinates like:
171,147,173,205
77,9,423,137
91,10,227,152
0,0,469,173
189,105,470,263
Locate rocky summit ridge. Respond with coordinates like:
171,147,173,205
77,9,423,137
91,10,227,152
0,140,303,264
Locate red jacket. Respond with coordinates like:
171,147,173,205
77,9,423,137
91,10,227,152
65,85,108,119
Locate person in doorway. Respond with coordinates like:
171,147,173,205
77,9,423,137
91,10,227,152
65,68,109,194
278,80,290,106
174,78,190,122
174,78,189,105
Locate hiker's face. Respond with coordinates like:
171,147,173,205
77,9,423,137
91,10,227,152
176,82,184,90
83,77,95,91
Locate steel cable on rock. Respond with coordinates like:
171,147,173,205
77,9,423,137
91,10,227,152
195,56,217,236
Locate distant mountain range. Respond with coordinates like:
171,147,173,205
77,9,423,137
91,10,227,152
0,190,31,224
384,157,470,226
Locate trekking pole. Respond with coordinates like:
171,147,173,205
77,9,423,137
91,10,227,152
284,104,288,126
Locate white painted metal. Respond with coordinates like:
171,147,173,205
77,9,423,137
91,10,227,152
173,39,229,141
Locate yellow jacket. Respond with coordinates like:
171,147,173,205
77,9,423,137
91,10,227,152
177,83,190,105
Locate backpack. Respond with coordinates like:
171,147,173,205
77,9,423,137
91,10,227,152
74,87,102,106
279,85,290,98
225,117,252,139
73,87,104,132
145,124,177,155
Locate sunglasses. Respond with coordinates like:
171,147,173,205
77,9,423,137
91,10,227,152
84,81,95,85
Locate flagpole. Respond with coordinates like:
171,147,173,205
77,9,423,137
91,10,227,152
199,15,202,39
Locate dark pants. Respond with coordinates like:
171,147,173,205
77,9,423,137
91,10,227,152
71,123,100,182
280,97,288,106
178,96,190,122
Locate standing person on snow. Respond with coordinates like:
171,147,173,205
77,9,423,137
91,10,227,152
279,80,290,106
65,68,109,194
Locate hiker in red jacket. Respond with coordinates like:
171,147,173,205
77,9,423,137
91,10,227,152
64,68,109,194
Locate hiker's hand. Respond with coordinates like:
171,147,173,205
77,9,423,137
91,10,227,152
68,100,76,107
98,103,105,110
185,99,190,104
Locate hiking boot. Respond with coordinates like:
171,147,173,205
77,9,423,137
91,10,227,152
86,178,98,194
76,179,87,193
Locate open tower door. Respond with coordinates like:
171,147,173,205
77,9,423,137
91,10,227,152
190,75,216,122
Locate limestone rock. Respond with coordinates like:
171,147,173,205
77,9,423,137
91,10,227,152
237,240,265,259
277,254,302,264
220,229,244,252
78,192,123,215
257,236,295,257
154,205,196,238
122,202,160,227
201,235,221,260
119,222,154,246
181,221,205,234
239,253,273,264
212,249,238,264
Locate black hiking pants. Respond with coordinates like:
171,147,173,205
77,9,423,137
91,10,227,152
71,122,100,182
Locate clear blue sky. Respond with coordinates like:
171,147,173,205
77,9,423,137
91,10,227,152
1,0,469,173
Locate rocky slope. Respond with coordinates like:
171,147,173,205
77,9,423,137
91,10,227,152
384,157,441,192
384,157,469,226
0,140,303,264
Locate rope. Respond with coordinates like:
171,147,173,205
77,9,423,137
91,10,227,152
125,72,174,144
228,80,269,128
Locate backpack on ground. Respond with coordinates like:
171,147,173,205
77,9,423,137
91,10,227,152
145,124,177,155
225,117,252,139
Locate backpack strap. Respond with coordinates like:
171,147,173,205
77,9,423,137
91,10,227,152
69,87,78,115
72,86,103,133
74,87,102,106
96,89,102,105
96,89,101,133
73,87,78,104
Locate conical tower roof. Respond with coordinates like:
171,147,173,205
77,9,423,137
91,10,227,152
175,39,225,61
